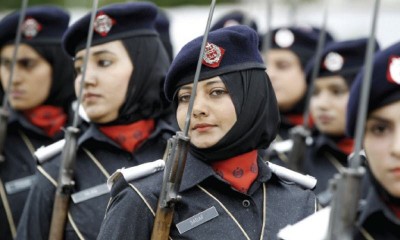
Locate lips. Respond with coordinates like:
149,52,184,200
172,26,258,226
192,123,215,132
10,89,24,98
83,92,101,101
317,114,333,123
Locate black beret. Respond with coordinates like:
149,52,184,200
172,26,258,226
264,26,334,68
164,25,265,101
305,38,380,84
210,10,258,33
62,2,159,56
346,41,400,137
0,5,69,48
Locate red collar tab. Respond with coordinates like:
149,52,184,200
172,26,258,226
202,42,225,68
387,55,400,85
23,105,66,138
22,17,42,39
99,119,155,153
336,137,354,155
93,12,116,37
212,150,258,194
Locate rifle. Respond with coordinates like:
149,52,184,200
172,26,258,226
262,0,273,66
0,0,29,164
287,0,330,172
48,1,99,239
326,0,380,239
150,1,216,239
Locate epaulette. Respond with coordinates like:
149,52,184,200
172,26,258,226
107,159,165,190
268,137,314,154
35,139,65,164
268,161,317,190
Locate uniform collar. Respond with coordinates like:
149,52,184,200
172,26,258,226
8,108,62,139
357,185,400,227
179,150,272,192
78,119,176,149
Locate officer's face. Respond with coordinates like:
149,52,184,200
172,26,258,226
176,77,237,148
364,100,400,197
74,40,133,124
265,49,306,112
310,76,349,135
0,44,52,110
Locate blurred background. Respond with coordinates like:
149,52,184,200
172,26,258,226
0,0,399,56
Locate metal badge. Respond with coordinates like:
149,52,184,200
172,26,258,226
71,183,109,204
323,52,344,72
202,42,225,68
21,18,42,39
387,55,400,85
5,175,36,195
274,28,295,48
176,206,219,234
93,12,115,37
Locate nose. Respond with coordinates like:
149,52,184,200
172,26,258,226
390,126,400,159
313,90,330,111
192,94,209,118
81,65,97,87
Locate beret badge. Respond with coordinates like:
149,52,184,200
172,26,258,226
275,28,295,48
21,17,42,39
323,51,344,72
93,12,115,37
202,42,225,68
387,55,400,85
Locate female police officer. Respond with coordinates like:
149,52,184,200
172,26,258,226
347,41,400,239
16,2,176,239
304,38,378,198
0,6,74,239
97,25,316,240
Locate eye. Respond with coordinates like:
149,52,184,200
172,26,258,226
331,87,347,96
366,122,390,136
210,88,228,97
0,58,11,69
18,58,37,70
178,93,191,103
276,61,291,70
74,65,83,75
98,59,112,67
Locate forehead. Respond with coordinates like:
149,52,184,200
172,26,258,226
268,49,300,62
1,43,39,57
315,75,348,87
179,76,224,90
368,100,400,121
75,40,126,58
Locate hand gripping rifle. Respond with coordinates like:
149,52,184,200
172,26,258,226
326,0,380,239
48,1,99,239
150,1,216,239
0,0,29,164
287,0,329,172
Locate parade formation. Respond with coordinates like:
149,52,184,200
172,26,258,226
0,0,399,239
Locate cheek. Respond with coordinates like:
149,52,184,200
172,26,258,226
364,136,387,175
176,105,187,130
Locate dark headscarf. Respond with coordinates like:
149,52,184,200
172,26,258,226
103,35,170,126
31,44,75,112
189,69,280,163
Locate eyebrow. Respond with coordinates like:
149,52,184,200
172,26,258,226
368,115,391,123
74,50,116,62
179,79,223,91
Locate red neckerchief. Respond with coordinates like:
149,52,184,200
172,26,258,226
23,105,67,138
388,203,400,219
212,150,258,194
336,137,354,155
285,114,314,127
99,119,155,153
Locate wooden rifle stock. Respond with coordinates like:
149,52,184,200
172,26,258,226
48,126,79,240
151,132,189,240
